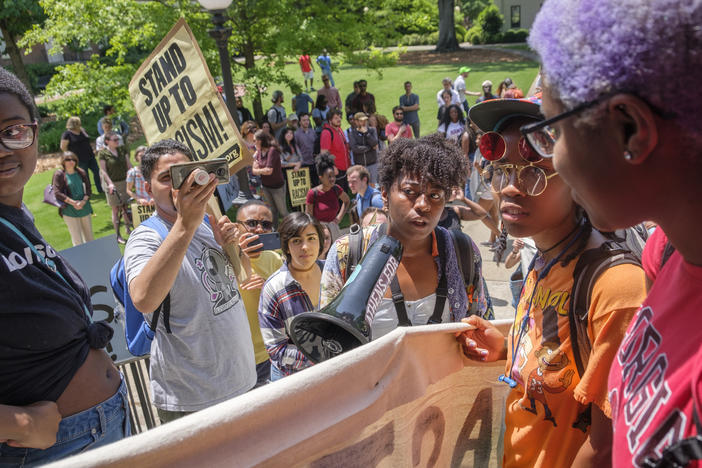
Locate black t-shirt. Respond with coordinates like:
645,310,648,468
61,130,95,164
0,203,97,405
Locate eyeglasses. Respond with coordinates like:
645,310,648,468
64,158,77,163
242,219,273,231
481,162,559,196
394,112,404,116
478,131,557,196
0,122,38,150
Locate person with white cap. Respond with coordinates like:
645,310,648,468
475,80,498,103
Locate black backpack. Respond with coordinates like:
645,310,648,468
344,225,482,320
313,127,333,156
263,106,283,125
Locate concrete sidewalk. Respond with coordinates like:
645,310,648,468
461,217,516,321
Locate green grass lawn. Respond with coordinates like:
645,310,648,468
28,57,538,251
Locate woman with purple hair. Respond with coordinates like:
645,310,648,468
526,1,702,466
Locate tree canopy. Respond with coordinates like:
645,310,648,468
20,0,403,119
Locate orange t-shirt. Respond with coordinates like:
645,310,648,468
503,255,645,468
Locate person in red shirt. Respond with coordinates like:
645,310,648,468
526,1,702,466
385,106,414,144
320,109,351,192
252,130,289,227
305,153,350,240
298,54,315,92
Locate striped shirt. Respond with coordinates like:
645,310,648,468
126,167,151,201
258,261,323,376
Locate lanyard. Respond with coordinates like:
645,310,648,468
499,222,586,388
0,216,91,317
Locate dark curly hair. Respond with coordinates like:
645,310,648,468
315,152,336,177
141,139,194,181
0,68,38,121
379,133,467,194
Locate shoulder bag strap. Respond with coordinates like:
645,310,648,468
390,276,412,327
428,228,449,324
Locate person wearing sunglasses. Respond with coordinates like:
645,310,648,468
234,199,284,387
97,131,133,244
52,151,95,246
0,68,129,465
528,1,702,466
457,97,646,468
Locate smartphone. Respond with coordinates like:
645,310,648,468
250,232,281,253
169,158,230,189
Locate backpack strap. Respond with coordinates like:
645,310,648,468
642,403,702,468
660,240,676,271
448,229,476,314
138,215,173,333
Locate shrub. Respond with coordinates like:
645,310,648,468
477,5,504,42
465,25,484,44
502,28,529,43
427,31,439,44
455,24,467,40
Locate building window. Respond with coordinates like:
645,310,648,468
511,6,521,28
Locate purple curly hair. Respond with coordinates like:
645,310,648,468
528,0,702,134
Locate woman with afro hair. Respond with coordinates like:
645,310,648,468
305,152,350,240
320,133,493,340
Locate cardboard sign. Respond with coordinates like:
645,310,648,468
60,235,132,364
131,203,157,227
286,167,311,207
51,322,511,467
128,18,251,172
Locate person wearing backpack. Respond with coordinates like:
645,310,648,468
528,4,702,465
266,90,287,139
123,139,256,423
320,134,493,340
458,98,647,468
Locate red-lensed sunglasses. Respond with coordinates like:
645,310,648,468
479,131,542,163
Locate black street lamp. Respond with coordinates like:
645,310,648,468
199,0,253,199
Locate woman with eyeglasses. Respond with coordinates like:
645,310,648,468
96,131,133,244
60,115,102,194
0,68,128,465
457,98,646,468
527,1,702,465
52,151,94,246
258,212,325,381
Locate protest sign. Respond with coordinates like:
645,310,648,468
60,235,131,364
128,18,251,172
49,322,511,468
131,203,156,227
286,167,311,207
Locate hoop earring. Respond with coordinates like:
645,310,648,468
624,150,633,161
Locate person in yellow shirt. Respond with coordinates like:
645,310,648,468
235,200,284,387
458,98,646,467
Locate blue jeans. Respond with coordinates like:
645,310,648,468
0,377,130,467
320,66,334,87
78,157,103,194
270,364,286,382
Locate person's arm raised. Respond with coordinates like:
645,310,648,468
129,172,217,314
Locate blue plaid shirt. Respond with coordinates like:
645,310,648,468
258,261,323,376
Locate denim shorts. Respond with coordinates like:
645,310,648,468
0,375,130,467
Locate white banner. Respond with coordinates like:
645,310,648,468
47,322,511,468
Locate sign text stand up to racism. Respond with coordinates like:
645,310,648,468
128,18,253,282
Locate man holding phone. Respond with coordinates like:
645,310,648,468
234,200,284,387
124,139,256,422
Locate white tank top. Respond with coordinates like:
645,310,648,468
370,293,451,340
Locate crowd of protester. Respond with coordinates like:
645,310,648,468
3,0,702,465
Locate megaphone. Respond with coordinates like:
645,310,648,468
290,234,403,363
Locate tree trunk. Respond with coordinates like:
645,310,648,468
436,0,460,52
242,41,264,122
0,21,33,95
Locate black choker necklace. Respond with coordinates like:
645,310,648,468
538,222,582,256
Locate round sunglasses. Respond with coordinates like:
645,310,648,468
479,131,558,196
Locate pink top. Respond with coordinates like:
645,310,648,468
608,250,702,467
306,185,342,222
385,121,413,140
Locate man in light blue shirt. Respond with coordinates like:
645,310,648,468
316,50,335,87
347,165,383,221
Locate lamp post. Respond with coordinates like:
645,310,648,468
198,0,253,199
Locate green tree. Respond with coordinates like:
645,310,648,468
436,0,460,52
460,0,490,26
477,4,503,40
0,0,45,94
21,0,396,120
